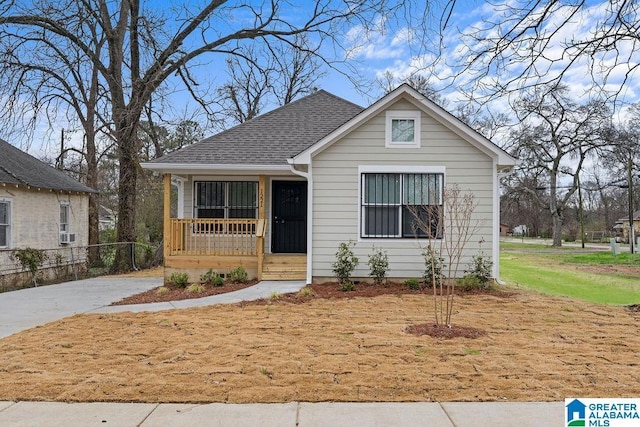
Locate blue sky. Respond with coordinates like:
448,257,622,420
8,0,640,158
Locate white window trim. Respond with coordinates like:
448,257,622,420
357,165,445,242
0,198,12,249
59,202,71,233
385,110,421,148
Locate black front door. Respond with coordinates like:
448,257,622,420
272,181,307,253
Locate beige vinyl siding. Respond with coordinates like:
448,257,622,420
311,100,495,279
183,177,194,219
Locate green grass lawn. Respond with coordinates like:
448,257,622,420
500,242,640,304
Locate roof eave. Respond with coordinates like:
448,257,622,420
142,162,293,174
0,181,97,194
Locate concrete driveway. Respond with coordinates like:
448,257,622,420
0,276,161,338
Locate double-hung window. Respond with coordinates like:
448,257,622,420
194,181,258,219
0,200,10,248
194,181,258,234
60,203,70,233
361,172,443,238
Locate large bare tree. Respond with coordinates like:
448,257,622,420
453,0,640,102
217,34,325,126
0,3,111,264
506,84,611,246
0,0,428,270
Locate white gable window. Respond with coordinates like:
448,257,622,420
360,166,444,239
386,110,421,148
0,199,11,248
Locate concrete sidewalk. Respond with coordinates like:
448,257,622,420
0,401,564,426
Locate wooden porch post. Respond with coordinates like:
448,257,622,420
163,174,171,261
257,175,266,280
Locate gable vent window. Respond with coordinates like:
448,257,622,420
386,110,421,148
361,173,443,238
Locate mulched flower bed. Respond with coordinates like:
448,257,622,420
405,323,486,339
249,281,513,303
110,280,258,306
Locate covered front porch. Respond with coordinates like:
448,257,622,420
161,174,307,282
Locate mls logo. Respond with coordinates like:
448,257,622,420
566,398,640,427
566,399,586,427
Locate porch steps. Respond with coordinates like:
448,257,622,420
261,254,307,281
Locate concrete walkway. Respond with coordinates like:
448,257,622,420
0,277,565,426
0,276,305,338
0,401,564,426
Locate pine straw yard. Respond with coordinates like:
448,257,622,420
0,285,639,403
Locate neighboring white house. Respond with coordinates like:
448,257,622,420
512,225,529,237
0,139,96,287
143,84,516,283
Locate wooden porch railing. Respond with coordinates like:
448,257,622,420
169,218,266,257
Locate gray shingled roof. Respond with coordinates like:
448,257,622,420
0,139,96,193
148,90,364,166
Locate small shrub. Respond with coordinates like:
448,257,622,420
269,291,282,301
168,271,189,288
465,251,493,287
53,253,67,278
367,246,389,285
332,241,359,284
456,275,482,291
228,266,248,283
422,246,444,287
156,286,170,295
200,269,224,287
187,283,206,293
298,287,315,297
11,247,48,285
404,278,421,290
341,280,355,292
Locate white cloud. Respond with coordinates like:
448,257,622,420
343,16,411,61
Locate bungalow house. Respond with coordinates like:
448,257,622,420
0,139,95,287
613,211,640,244
143,84,516,283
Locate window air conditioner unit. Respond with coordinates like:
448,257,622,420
60,233,76,244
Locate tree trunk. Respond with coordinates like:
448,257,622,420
551,211,563,246
86,131,100,266
113,126,138,272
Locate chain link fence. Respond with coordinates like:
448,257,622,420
0,241,162,292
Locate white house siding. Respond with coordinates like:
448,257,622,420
311,99,495,280
0,187,89,275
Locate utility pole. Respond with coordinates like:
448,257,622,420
628,155,635,254
577,173,585,249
